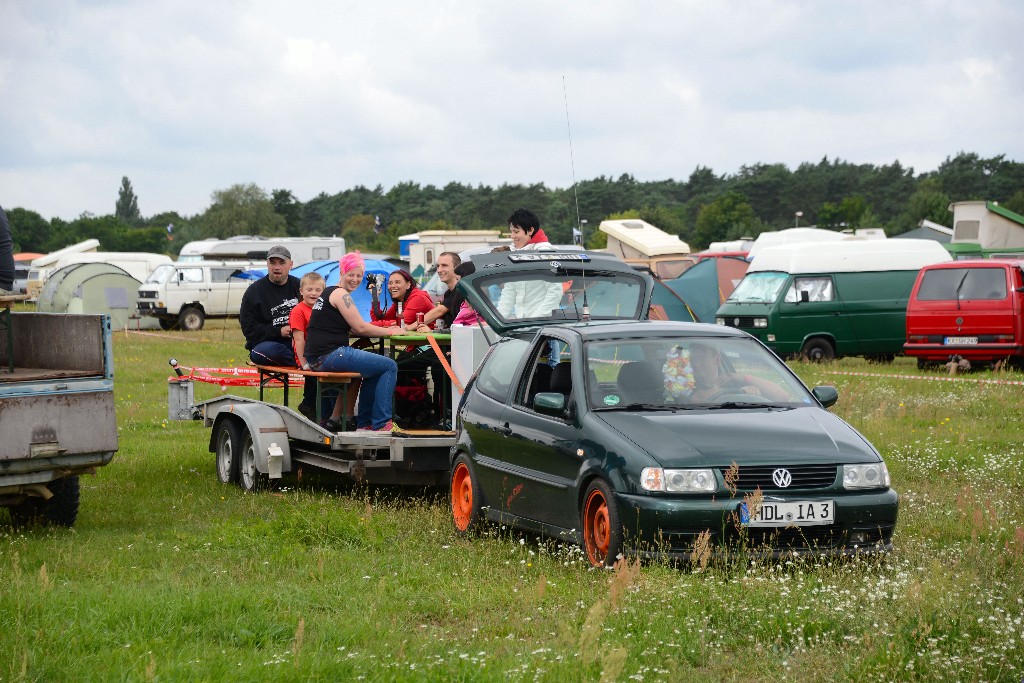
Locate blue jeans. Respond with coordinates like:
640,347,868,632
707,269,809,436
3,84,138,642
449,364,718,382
309,346,398,429
250,341,316,407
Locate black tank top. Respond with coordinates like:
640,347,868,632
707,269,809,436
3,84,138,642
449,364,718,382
304,286,353,359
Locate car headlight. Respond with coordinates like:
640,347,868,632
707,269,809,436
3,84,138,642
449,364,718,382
753,318,768,328
842,463,890,490
641,467,717,493
715,317,725,326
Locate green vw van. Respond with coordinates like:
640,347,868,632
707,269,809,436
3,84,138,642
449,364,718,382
716,240,951,361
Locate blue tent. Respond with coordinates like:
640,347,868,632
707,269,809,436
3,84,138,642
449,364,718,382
650,279,696,322
290,258,399,320
664,256,749,323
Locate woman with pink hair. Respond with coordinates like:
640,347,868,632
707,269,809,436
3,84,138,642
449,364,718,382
305,252,403,432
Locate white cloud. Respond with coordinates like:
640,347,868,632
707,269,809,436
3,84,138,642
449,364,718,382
1,0,1021,221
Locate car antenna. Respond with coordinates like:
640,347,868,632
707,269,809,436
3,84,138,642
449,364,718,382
563,75,589,322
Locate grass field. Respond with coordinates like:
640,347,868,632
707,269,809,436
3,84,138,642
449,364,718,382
2,318,1023,681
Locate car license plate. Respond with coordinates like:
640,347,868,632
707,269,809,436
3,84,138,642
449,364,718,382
944,336,978,345
741,500,833,527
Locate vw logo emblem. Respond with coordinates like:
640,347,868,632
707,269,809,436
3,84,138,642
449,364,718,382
733,318,740,326
956,316,963,326
772,468,793,488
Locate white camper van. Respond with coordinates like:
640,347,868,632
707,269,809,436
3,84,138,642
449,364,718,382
137,261,258,331
26,239,100,301
178,236,343,265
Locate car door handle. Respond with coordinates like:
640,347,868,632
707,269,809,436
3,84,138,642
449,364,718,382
496,423,513,437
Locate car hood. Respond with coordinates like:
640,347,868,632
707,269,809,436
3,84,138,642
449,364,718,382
596,407,878,467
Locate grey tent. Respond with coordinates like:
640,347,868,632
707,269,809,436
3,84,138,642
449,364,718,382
36,262,160,329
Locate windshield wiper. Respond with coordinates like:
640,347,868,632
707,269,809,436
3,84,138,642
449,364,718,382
698,401,787,410
594,403,683,412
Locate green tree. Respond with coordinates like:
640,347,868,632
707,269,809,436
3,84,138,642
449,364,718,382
5,208,51,253
1003,189,1024,216
692,191,759,250
272,189,303,236
115,176,141,225
889,179,951,235
198,184,286,238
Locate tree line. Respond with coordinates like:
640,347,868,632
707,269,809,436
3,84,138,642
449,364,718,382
7,152,1024,257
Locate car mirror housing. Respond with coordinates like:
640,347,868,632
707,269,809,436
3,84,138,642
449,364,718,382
533,392,567,416
812,385,839,408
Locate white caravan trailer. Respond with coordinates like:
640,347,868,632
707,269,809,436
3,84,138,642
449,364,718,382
26,239,101,300
178,236,344,266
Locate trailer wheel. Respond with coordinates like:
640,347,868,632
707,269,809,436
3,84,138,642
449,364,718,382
581,479,622,568
10,476,81,529
801,338,835,363
450,455,482,536
214,419,242,484
238,428,268,493
178,306,205,332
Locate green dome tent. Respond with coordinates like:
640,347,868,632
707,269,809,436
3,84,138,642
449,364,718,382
36,262,160,329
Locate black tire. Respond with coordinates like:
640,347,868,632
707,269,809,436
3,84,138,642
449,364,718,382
178,306,205,332
865,354,894,365
10,476,81,529
237,428,268,493
580,479,623,568
158,318,175,331
214,419,242,484
450,454,483,536
801,338,835,363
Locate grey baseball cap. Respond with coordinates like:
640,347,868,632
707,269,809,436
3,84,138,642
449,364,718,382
267,245,291,260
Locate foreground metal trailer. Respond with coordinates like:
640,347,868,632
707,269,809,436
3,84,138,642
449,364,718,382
169,381,456,490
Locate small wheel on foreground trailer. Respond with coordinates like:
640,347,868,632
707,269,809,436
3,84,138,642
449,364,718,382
581,479,623,568
158,318,176,331
214,419,242,484
178,306,205,332
800,338,835,363
238,428,268,493
9,476,81,529
450,455,482,536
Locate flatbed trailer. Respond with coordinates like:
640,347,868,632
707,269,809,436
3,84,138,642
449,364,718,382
168,365,457,490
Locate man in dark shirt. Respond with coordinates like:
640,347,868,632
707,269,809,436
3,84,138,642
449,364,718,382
0,205,15,296
239,245,316,417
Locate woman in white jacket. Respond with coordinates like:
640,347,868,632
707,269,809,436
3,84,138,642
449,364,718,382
497,208,565,319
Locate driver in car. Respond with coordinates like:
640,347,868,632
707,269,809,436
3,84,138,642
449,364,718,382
686,342,790,402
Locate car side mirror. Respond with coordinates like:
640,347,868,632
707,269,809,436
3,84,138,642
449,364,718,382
812,385,838,408
533,392,567,416
176,271,184,284
799,290,810,303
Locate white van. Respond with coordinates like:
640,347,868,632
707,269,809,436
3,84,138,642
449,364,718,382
137,261,260,331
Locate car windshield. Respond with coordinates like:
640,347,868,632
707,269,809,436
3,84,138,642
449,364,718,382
145,264,176,284
585,336,812,410
726,272,789,304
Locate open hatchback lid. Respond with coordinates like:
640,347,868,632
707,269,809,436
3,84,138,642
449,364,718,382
456,250,654,335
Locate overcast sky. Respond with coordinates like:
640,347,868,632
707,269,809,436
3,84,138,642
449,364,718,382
2,0,1021,222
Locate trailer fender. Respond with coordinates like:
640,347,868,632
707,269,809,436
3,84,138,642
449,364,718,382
208,404,292,477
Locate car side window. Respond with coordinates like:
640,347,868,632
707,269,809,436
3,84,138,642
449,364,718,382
474,338,530,402
518,337,571,409
178,268,203,284
785,277,833,303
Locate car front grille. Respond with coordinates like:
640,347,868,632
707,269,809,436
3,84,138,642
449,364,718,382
719,316,758,328
720,464,838,490
138,291,157,299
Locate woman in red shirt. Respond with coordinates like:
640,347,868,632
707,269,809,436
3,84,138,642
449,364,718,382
370,270,435,328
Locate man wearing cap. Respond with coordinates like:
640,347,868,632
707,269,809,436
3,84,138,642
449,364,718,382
239,245,316,418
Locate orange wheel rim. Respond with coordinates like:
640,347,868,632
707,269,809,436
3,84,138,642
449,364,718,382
451,463,472,531
584,489,609,565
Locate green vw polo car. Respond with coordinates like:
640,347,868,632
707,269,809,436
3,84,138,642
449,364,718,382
450,250,897,567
